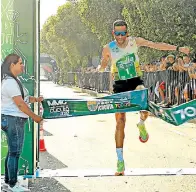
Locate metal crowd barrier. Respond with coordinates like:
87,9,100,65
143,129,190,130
67,71,195,105
68,71,111,93
143,70,194,105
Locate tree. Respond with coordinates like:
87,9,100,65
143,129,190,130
121,0,196,62
41,0,196,70
78,0,124,46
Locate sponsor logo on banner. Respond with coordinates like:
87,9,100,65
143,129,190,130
87,100,114,112
148,102,174,123
47,100,68,106
47,100,70,116
172,106,196,120
87,101,98,111
97,101,114,111
115,101,131,109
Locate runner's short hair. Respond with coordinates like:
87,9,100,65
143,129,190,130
113,20,127,29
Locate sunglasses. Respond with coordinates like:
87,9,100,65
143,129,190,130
114,31,127,36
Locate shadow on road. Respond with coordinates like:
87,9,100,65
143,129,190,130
29,151,70,192
43,130,53,136
29,177,71,192
39,151,68,170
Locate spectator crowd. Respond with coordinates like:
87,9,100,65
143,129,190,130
142,55,196,107
66,54,196,108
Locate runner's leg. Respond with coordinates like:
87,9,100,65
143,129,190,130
135,85,149,143
115,112,126,175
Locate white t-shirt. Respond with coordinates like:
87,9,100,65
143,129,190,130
1,77,29,118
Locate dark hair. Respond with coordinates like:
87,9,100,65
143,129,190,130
113,20,127,29
183,55,190,58
1,54,24,99
160,55,167,61
177,56,183,60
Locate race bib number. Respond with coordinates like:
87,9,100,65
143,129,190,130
116,53,137,80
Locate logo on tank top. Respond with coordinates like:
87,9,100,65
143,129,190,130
111,47,119,53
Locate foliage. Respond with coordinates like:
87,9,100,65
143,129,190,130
41,0,196,69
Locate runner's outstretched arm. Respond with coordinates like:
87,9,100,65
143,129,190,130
97,45,110,72
135,37,190,55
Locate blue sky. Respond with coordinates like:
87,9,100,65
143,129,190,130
40,0,67,28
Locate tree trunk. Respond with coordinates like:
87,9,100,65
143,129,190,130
87,56,92,67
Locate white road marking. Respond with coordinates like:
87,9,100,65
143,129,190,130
38,168,196,178
171,130,186,136
170,130,196,143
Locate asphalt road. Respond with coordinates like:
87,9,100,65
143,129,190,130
29,81,196,192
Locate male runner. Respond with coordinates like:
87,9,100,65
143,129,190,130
98,20,190,176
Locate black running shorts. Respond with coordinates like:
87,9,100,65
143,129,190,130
113,77,144,93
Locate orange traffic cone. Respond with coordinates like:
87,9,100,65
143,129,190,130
39,105,46,152
39,120,46,152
